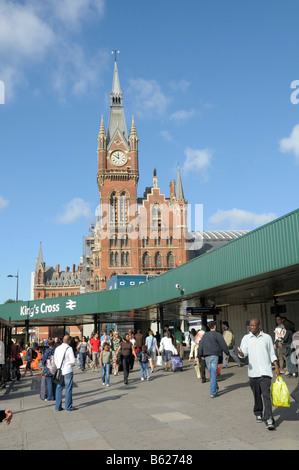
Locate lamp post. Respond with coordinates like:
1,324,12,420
7,270,19,302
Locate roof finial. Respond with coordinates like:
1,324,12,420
111,49,120,62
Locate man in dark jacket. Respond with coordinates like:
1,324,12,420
197,321,229,398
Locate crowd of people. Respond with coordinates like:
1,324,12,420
1,316,298,429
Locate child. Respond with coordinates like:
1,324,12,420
23,342,33,377
137,346,150,381
100,343,112,387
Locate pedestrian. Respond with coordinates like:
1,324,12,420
100,343,112,387
101,332,111,351
188,329,198,362
195,329,206,383
174,327,185,359
197,321,229,398
23,342,33,377
145,329,160,373
77,336,88,371
134,330,145,350
111,331,121,376
159,331,174,371
90,333,101,371
274,315,287,374
238,318,280,430
42,338,56,401
222,321,243,368
137,345,150,381
9,340,21,381
54,335,77,412
128,330,136,370
115,333,137,385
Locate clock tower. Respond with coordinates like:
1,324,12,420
94,56,189,291
95,57,140,289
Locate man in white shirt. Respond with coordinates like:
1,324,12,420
54,335,76,412
239,318,280,430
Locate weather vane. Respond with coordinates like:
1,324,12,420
111,49,120,62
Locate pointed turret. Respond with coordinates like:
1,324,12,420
129,115,139,151
97,114,107,150
35,242,45,271
176,165,185,201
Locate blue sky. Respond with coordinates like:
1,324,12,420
0,0,299,304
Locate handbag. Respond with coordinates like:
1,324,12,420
271,376,290,407
156,355,163,366
194,362,201,379
52,347,69,384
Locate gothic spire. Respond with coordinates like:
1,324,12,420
35,242,45,271
107,59,128,147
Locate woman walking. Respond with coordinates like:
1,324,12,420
159,331,174,371
111,332,121,376
145,330,160,373
77,336,88,371
115,333,137,385
42,338,56,400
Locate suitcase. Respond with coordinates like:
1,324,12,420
171,355,183,372
40,375,48,400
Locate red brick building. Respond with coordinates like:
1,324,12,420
32,58,189,339
93,58,189,290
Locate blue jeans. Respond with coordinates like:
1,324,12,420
140,362,149,378
102,363,110,385
205,355,219,396
55,372,74,411
46,376,56,401
79,352,87,369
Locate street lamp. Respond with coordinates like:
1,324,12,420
7,270,19,302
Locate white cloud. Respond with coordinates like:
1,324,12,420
49,0,105,28
51,44,107,100
0,0,106,100
0,1,55,60
170,109,196,124
128,78,170,118
182,147,213,175
160,130,175,143
169,79,190,92
0,196,9,211
279,124,299,164
209,208,277,230
56,198,93,224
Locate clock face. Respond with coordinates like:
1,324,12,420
110,150,127,166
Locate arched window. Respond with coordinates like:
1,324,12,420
142,252,150,268
155,252,162,268
119,192,127,224
109,191,117,224
167,252,174,268
151,203,162,228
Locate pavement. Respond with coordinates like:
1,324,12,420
0,357,299,451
